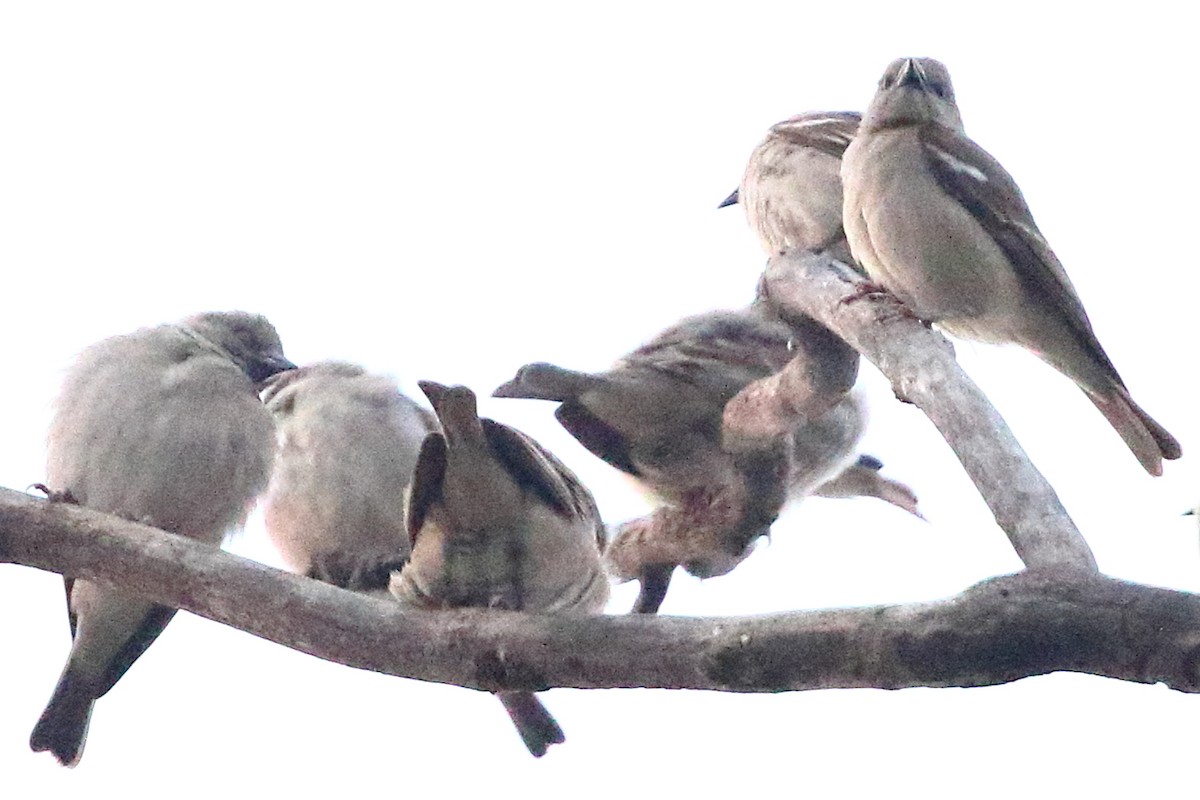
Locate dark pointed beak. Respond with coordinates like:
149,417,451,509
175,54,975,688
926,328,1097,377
717,188,739,209
491,379,523,398
248,355,297,385
898,58,924,89
856,454,884,471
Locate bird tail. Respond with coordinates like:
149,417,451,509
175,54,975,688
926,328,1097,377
418,381,487,446
30,675,94,767
492,363,597,402
1089,387,1181,476
496,691,565,757
812,459,925,520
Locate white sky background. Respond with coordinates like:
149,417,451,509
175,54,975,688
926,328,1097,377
2,2,1198,796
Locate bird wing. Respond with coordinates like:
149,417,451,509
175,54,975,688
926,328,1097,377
769,111,861,158
630,312,794,395
918,123,1123,386
63,578,77,637
482,419,586,521
554,402,641,477
406,431,448,547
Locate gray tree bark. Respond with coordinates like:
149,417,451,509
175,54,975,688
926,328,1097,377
1,487,1198,693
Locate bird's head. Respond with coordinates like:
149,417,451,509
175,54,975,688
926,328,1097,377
862,57,963,132
185,311,296,385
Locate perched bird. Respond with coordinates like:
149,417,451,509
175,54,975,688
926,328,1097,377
31,311,294,766
722,110,861,264
494,306,919,612
390,382,609,758
841,57,1180,475
260,362,436,592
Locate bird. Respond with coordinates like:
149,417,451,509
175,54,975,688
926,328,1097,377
721,110,862,265
841,56,1180,475
31,311,294,767
493,305,920,612
260,361,437,593
389,381,609,757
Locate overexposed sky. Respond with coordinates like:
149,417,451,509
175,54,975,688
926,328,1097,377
2,2,1198,796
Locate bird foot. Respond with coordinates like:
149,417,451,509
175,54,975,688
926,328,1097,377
28,484,78,504
306,551,409,592
839,280,893,306
840,283,923,324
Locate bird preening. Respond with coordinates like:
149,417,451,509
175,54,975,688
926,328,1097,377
21,54,1184,767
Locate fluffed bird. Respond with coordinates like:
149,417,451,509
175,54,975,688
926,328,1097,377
260,362,437,592
494,306,919,612
31,311,294,766
722,110,862,265
841,56,1180,475
390,381,609,758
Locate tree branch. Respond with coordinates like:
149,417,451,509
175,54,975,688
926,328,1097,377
752,250,1098,573
2,486,1197,695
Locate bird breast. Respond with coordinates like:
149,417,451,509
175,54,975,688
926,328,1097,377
844,129,1024,335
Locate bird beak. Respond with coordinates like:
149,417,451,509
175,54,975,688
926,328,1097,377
249,355,298,385
272,355,298,373
717,189,739,209
898,58,924,89
492,379,522,398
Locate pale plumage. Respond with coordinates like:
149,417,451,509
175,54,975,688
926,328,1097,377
31,311,293,767
842,57,1180,475
724,110,861,265
261,362,435,591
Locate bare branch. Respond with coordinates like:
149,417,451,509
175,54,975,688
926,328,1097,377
756,250,1098,573
3,487,1195,695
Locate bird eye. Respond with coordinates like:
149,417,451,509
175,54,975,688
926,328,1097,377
927,80,949,99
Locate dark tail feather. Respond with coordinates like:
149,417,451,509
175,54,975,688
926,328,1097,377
30,678,94,768
492,363,597,402
496,691,565,757
1089,387,1181,476
1128,393,1182,460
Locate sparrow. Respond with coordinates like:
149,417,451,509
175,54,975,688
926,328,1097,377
495,306,918,612
390,381,609,757
841,56,1180,475
31,311,293,766
260,361,436,593
723,110,861,265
